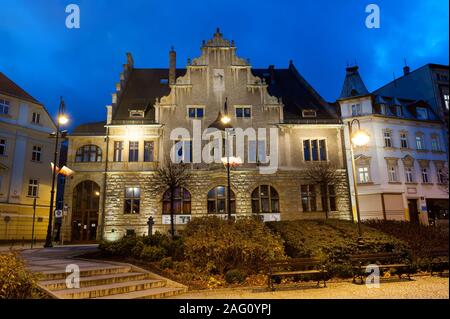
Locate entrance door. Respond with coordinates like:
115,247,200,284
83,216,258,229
71,181,100,242
407,199,419,224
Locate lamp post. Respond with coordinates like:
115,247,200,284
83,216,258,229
44,97,69,248
347,118,370,240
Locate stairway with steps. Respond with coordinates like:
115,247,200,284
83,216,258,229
37,264,187,299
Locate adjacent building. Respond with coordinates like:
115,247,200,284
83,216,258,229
63,29,352,242
338,66,448,226
0,72,57,241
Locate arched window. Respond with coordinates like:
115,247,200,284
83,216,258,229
207,186,235,214
75,145,102,162
163,187,191,215
251,185,279,214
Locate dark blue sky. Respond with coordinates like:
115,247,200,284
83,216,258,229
1,0,448,129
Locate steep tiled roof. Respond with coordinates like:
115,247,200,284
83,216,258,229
0,72,41,104
112,68,186,123
339,66,369,99
109,63,339,125
72,121,106,135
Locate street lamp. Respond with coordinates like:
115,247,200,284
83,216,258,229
44,97,69,248
347,118,370,239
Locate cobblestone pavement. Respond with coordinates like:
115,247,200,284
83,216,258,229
170,276,449,299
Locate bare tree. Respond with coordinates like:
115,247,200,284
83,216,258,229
303,162,342,219
156,156,191,237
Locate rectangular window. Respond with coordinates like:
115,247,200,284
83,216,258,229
405,167,414,183
129,141,139,162
400,133,408,149
302,110,317,118
144,141,154,162
311,140,318,161
422,168,429,183
358,167,370,183
301,185,316,212
0,99,10,115
303,140,310,161
319,140,327,161
257,140,266,163
0,139,6,155
416,135,424,150
27,179,39,197
113,141,123,162
174,140,192,163
384,131,392,148
188,107,204,119
320,185,337,212
31,146,42,162
31,112,41,124
351,104,362,116
124,187,140,214
444,94,449,110
248,140,257,162
431,136,441,151
416,107,428,120
388,166,398,182
236,107,251,118
303,139,327,161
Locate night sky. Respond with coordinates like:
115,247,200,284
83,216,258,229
0,0,448,129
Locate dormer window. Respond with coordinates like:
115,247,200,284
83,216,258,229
129,110,145,118
416,107,428,120
160,78,169,84
302,110,317,118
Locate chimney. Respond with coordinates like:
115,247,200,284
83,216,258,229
268,65,275,84
169,46,176,85
403,65,410,75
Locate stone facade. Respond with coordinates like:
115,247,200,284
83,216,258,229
63,29,352,242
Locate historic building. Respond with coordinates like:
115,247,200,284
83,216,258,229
64,29,352,242
374,63,449,150
0,72,57,241
338,66,448,226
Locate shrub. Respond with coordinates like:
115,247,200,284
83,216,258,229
98,236,143,257
225,269,245,284
183,216,285,274
266,219,410,278
363,220,449,258
140,246,166,261
160,257,174,270
0,252,39,299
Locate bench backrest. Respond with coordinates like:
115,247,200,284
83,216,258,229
269,258,324,269
349,252,404,264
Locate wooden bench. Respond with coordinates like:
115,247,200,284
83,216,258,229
423,249,449,276
267,258,328,290
349,252,415,284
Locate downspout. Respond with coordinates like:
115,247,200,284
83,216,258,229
100,126,110,241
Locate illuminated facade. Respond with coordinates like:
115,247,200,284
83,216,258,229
64,29,352,242
0,72,57,241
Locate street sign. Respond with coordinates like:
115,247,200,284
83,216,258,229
54,209,63,218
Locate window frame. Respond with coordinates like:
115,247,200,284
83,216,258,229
162,187,191,215
357,166,370,183
301,184,317,212
207,186,235,214
405,167,414,183
0,98,10,115
124,187,141,214
421,168,429,183
113,141,123,162
0,138,6,156
143,141,155,162
75,145,102,163
27,179,39,197
383,130,393,148
235,106,252,119
303,139,327,162
128,141,139,162
251,185,279,214
31,145,42,162
400,132,408,149
187,107,205,119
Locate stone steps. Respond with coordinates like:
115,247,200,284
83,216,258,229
38,265,132,281
36,262,187,299
53,279,167,299
40,272,151,290
93,287,188,299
